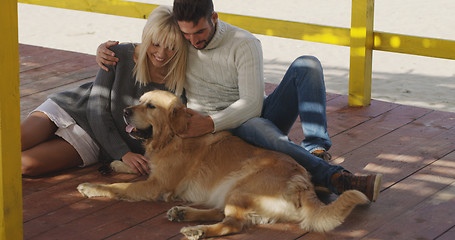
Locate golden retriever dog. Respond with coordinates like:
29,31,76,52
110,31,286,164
77,90,369,239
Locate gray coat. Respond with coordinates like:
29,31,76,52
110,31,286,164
50,43,167,162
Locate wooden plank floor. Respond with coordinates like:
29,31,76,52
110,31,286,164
20,44,455,240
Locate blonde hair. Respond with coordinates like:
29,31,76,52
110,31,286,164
134,5,187,96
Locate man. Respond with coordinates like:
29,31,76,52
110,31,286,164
96,0,382,202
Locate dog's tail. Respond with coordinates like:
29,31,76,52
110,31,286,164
287,175,369,232
300,190,368,232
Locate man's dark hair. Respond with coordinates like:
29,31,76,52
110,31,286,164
173,0,214,26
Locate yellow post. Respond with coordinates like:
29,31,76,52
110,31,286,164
0,0,23,239
349,0,375,106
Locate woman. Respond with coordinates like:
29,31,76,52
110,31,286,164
21,6,187,177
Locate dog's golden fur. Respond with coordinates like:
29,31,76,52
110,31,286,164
77,90,369,239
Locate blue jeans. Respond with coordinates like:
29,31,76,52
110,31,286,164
231,56,344,192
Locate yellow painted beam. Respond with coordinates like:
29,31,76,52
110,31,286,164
374,32,455,60
19,0,159,19
348,0,375,107
218,12,351,46
0,0,23,239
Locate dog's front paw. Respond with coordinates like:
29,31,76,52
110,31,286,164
180,226,205,240
167,206,186,222
110,160,136,174
77,183,102,198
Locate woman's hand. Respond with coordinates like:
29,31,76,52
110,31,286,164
121,152,150,175
96,40,120,71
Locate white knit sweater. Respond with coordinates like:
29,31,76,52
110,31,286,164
184,20,264,131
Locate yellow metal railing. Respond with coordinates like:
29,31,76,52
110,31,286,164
1,0,22,239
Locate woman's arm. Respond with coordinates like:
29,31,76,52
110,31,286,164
87,47,149,174
87,66,131,158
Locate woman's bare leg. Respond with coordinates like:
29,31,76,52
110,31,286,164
21,111,83,176
22,138,83,176
21,111,58,151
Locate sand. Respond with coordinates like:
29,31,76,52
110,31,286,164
18,0,455,112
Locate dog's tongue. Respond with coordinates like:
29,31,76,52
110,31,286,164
125,125,135,133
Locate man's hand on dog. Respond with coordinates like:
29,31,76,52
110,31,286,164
179,108,214,138
122,152,150,175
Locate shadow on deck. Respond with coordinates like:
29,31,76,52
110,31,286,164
20,44,455,240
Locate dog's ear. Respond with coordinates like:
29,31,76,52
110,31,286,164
169,104,188,134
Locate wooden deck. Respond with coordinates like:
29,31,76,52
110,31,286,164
20,44,455,240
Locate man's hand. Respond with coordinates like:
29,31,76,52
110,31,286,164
121,152,150,175
96,40,120,71
179,108,214,138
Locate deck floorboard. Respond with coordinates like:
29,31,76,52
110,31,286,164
20,44,455,240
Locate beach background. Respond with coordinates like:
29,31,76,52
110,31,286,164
18,0,455,112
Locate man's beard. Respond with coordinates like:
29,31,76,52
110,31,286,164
192,40,208,50
192,21,216,50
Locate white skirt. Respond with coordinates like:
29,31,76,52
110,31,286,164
31,99,99,167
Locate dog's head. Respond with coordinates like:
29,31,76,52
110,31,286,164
124,90,187,149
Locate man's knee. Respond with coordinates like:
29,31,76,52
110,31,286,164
294,55,321,68
291,56,324,88
292,56,323,77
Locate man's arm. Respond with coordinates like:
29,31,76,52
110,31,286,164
181,38,264,138
209,38,264,132
96,40,120,71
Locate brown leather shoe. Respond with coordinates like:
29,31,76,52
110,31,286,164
331,171,382,202
311,149,332,161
